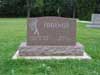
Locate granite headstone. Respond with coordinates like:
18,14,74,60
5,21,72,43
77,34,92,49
27,17,76,46
87,14,100,28
18,17,84,56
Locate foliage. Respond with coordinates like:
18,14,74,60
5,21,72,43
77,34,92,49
0,0,100,20
76,0,96,20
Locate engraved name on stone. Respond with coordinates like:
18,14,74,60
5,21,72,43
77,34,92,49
44,23,69,28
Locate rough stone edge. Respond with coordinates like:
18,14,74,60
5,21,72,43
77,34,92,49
12,50,91,60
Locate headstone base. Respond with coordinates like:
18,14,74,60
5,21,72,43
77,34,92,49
87,24,100,28
12,51,91,60
12,42,91,59
14,42,87,56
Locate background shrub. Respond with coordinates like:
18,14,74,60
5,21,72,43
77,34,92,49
0,0,100,20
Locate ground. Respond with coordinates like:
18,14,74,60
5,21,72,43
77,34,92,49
0,18,100,75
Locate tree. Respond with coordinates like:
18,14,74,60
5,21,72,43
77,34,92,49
76,0,96,20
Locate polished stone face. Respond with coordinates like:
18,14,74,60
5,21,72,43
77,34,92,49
27,17,76,46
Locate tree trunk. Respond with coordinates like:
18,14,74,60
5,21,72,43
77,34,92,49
27,0,31,18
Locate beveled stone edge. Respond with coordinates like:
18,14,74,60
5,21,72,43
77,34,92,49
12,50,91,60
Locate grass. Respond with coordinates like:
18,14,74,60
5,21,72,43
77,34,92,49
0,18,100,75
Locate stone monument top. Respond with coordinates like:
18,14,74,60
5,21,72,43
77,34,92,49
27,17,76,46
87,14,100,28
91,14,100,24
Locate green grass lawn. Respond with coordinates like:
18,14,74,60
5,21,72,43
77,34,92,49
0,18,100,75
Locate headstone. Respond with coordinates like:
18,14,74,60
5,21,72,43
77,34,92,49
27,17,76,46
16,17,85,57
87,14,100,28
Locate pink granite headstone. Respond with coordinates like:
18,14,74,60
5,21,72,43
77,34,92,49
27,17,76,46
18,17,84,56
